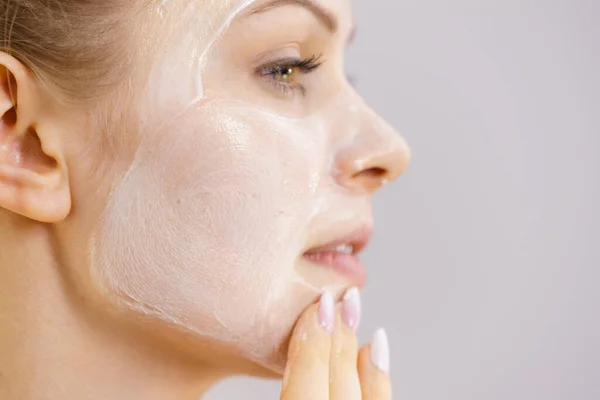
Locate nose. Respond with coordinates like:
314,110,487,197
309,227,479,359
333,101,411,194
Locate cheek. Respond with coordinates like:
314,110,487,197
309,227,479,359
89,103,323,369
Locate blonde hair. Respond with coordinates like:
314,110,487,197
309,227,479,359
1,0,136,102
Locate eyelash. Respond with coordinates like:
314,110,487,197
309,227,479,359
256,54,324,98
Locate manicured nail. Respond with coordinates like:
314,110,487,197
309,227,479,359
318,291,335,332
342,287,361,331
371,328,390,373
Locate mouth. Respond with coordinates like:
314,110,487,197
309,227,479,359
302,224,373,287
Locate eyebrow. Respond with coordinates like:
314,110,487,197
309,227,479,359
250,0,338,34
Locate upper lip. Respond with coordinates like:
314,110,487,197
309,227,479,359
303,223,373,256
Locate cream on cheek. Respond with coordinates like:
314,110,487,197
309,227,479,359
91,102,327,368
90,0,360,371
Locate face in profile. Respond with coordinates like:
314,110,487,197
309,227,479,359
55,0,409,375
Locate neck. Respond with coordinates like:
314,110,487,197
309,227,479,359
0,220,225,400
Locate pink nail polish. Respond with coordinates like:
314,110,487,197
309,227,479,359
318,291,334,332
342,287,361,331
371,328,390,373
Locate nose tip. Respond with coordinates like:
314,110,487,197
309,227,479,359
339,136,410,193
334,107,411,194
357,140,411,188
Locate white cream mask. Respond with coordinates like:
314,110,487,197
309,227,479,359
87,0,399,373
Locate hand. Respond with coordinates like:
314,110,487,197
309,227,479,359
280,288,391,400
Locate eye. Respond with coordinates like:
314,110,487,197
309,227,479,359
271,65,297,83
255,54,324,97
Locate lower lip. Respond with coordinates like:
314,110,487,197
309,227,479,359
302,251,367,286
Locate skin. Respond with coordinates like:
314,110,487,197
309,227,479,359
0,0,409,398
281,292,393,400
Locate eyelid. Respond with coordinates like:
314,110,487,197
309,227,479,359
252,45,302,69
255,54,323,76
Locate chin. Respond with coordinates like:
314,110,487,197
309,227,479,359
213,284,324,378
187,322,292,379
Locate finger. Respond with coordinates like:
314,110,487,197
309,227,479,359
280,291,335,400
358,328,392,400
329,287,362,400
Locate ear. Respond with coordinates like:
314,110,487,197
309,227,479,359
0,52,71,223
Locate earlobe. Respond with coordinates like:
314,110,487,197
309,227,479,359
0,54,71,223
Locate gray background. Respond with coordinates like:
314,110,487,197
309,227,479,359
207,0,600,398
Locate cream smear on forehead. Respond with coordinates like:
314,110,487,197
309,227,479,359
89,0,367,371
151,0,257,110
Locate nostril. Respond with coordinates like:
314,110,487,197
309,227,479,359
354,167,387,181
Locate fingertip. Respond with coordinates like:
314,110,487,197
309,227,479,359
329,293,362,400
286,292,335,364
281,295,334,399
371,328,390,373
357,338,392,400
342,287,361,332
318,290,335,332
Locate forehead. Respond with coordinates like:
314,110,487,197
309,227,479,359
244,0,353,18
160,0,353,35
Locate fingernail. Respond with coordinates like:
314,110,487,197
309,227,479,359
371,328,390,373
318,291,335,332
342,287,361,331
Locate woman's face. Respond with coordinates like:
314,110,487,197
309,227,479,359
60,0,409,374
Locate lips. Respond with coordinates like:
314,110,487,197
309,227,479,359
302,224,373,286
